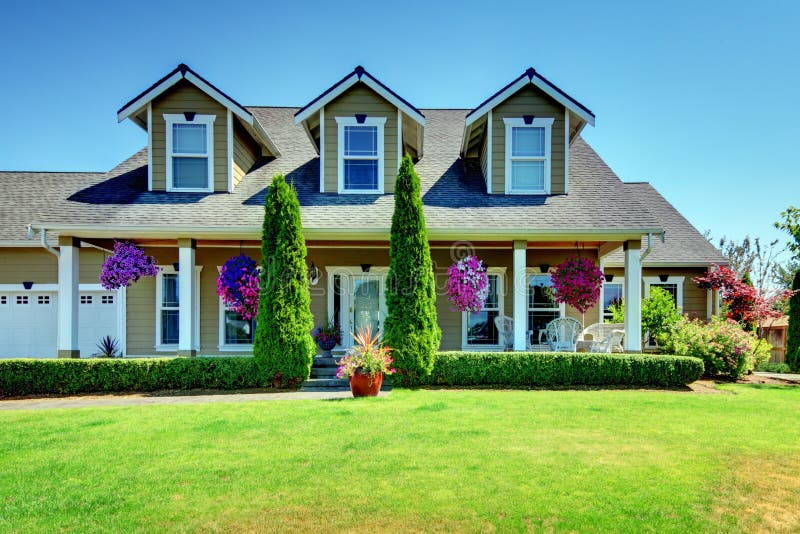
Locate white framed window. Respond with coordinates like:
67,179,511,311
16,295,29,306
101,295,114,305
164,113,216,192
0,295,7,305
155,266,201,351
601,281,624,321
335,116,386,194
503,117,554,194
81,295,93,305
37,295,51,305
526,269,566,347
218,300,256,351
462,268,506,350
643,276,684,311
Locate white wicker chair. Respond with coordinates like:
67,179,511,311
545,317,582,352
493,315,515,350
589,329,625,354
580,323,625,353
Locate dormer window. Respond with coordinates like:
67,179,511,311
336,116,386,193
504,117,554,194
164,114,216,192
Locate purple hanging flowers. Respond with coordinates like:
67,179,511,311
550,256,604,314
216,254,260,320
100,240,158,290
446,255,490,312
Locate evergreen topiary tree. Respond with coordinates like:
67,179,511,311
253,174,315,387
383,155,441,386
787,269,800,372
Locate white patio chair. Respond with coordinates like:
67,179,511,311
493,315,514,350
589,329,625,354
580,322,625,353
545,317,582,352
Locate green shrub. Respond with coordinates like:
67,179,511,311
642,287,680,346
253,174,316,388
756,362,792,374
662,316,770,379
383,155,441,386
414,352,703,388
787,269,800,372
0,357,264,397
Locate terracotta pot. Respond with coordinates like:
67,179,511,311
349,370,383,397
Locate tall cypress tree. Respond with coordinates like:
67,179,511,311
383,155,441,386
787,269,800,372
253,174,315,387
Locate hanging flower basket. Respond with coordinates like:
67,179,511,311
446,255,490,313
550,256,604,314
216,254,260,320
100,240,158,290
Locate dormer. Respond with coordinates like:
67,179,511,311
295,66,425,194
117,64,279,193
461,67,595,196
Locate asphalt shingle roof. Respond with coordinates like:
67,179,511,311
604,182,727,266
1,107,714,265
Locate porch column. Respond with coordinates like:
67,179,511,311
623,240,642,352
513,240,527,350
57,236,80,358
177,238,197,356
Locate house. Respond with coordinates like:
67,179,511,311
0,64,727,358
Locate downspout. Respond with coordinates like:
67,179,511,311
36,226,59,258
639,231,664,262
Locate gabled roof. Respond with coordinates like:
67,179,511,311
294,66,425,126
117,64,280,156
465,67,595,127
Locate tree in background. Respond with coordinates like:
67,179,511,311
715,235,782,294
776,206,800,370
253,174,315,388
383,155,441,386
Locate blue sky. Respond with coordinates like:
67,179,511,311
0,0,797,252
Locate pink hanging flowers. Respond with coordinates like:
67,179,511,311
100,240,158,290
446,255,490,312
550,256,604,314
216,254,260,320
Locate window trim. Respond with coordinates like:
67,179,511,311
461,267,506,351
600,280,625,321
155,265,202,352
335,116,386,194
643,276,685,311
525,267,566,348
503,117,554,195
164,113,216,193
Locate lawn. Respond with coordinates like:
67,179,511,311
2,385,799,533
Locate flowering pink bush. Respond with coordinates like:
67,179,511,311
550,256,604,314
446,255,489,312
216,254,260,320
100,240,158,290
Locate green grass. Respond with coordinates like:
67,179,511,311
2,386,799,532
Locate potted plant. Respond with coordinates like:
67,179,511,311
336,325,395,397
313,320,342,357
445,255,489,312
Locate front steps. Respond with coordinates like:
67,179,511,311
300,355,392,392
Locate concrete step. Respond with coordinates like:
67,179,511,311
312,356,340,368
299,377,393,392
311,366,339,378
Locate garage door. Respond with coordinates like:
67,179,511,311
0,289,118,358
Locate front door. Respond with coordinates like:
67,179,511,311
330,269,387,348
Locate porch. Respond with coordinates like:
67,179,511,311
51,237,646,357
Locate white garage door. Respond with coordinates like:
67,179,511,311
0,289,118,358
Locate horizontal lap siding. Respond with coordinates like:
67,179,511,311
151,80,229,191
233,121,258,189
605,267,710,319
491,86,566,195
0,248,107,285
323,84,398,193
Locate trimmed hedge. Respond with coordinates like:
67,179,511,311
417,352,704,388
0,357,263,398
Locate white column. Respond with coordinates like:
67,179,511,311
57,236,80,358
623,240,642,352
178,238,197,356
513,240,527,350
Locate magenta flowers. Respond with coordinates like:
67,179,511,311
550,256,604,314
446,255,490,313
100,240,158,290
216,254,260,320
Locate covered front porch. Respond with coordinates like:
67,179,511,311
49,235,646,357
